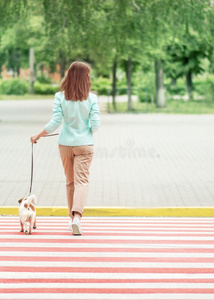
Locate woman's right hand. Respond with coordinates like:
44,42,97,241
30,134,40,144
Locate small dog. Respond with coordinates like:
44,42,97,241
18,194,37,235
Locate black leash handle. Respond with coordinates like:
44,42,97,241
29,143,34,196
29,133,59,196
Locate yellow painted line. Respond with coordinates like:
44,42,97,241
0,207,214,217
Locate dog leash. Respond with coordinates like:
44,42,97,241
29,133,59,196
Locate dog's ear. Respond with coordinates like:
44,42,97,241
18,198,24,204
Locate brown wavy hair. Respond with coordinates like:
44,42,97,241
59,61,91,101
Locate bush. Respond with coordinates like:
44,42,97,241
34,81,59,95
91,76,148,96
115,87,127,95
166,82,186,96
194,76,214,98
138,88,153,103
91,77,111,95
0,79,29,95
209,81,214,95
91,76,137,96
37,74,52,84
205,80,214,102
116,78,127,95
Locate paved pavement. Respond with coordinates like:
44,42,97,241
0,98,214,208
1,216,214,299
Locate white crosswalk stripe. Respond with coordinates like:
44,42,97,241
0,216,214,299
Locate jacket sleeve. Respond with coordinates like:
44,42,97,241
45,93,63,134
89,97,100,133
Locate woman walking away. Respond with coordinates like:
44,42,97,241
30,61,100,235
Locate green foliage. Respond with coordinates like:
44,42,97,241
0,0,27,32
208,81,214,102
108,99,214,114
0,79,28,95
164,75,214,102
33,82,59,95
194,75,214,102
115,77,127,95
194,80,211,95
0,15,32,73
91,77,111,95
165,81,186,96
36,74,52,84
164,31,211,85
0,0,214,107
91,76,133,96
138,89,152,103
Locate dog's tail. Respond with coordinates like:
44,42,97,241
28,194,37,206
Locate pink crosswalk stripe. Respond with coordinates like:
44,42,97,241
0,216,214,300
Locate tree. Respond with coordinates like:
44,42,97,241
42,0,95,78
165,32,212,99
143,0,214,107
1,20,30,77
0,0,27,33
98,0,151,111
0,0,28,77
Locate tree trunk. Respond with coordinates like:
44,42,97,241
59,50,66,79
16,65,20,77
112,57,117,111
186,70,193,100
171,78,177,86
40,64,44,75
60,59,66,79
29,47,35,94
155,58,165,108
127,56,133,111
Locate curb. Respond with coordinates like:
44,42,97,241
1,207,214,217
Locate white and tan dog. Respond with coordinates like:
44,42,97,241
18,194,37,235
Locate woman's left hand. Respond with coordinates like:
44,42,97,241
30,134,40,144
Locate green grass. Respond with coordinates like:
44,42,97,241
1,94,214,114
0,94,54,100
107,99,214,114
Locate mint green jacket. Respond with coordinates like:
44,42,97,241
45,91,100,146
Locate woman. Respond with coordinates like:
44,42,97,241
30,61,100,235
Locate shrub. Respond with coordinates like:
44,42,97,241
205,80,214,102
116,78,127,95
194,76,214,98
166,82,186,96
37,74,52,84
34,81,59,95
91,77,111,95
138,88,152,103
0,79,29,95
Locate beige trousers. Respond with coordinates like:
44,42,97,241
58,145,94,218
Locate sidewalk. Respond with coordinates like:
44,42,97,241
1,216,214,299
0,98,214,209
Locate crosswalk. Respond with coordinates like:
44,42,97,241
0,216,214,299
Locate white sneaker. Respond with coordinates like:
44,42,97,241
69,220,73,232
72,216,82,235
